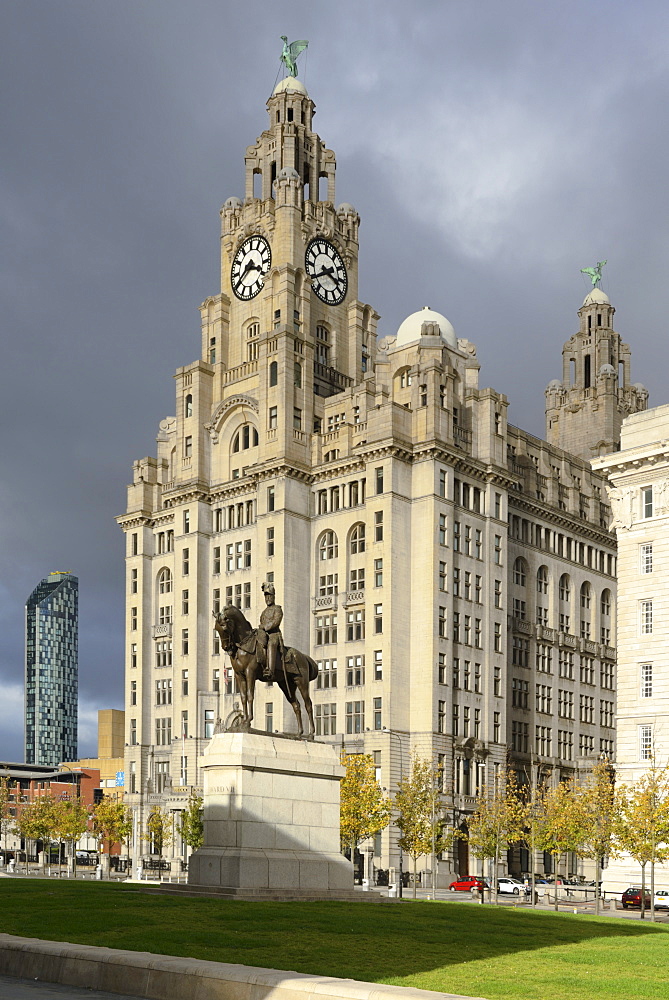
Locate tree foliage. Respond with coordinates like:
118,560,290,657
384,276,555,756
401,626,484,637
92,798,133,856
340,753,390,854
614,762,669,919
179,791,204,852
394,756,449,897
535,778,589,910
574,759,617,914
144,806,173,857
467,769,527,903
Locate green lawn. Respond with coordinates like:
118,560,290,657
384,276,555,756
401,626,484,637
0,881,667,1000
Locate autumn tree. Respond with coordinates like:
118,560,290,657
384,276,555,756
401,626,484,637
179,791,204,853
394,755,449,899
535,778,589,911
614,763,669,921
467,769,527,904
340,754,390,878
92,797,133,874
53,798,90,876
0,776,14,854
144,806,173,859
14,794,58,872
575,759,617,916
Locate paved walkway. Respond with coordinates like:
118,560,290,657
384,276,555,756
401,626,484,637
0,974,142,999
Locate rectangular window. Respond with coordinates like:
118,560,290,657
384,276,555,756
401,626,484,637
439,469,446,498
373,649,383,680
204,710,214,740
183,509,190,533
373,604,383,634
373,697,382,730
155,717,172,746
494,665,501,696
374,558,383,588
452,703,459,737
293,407,302,430
642,486,653,518
475,575,482,603
640,542,653,574
130,719,137,745
345,655,365,686
345,701,365,734
375,467,384,494
213,546,221,575
267,486,275,512
494,579,502,608
438,513,447,546
494,622,502,652
641,663,653,698
512,677,529,708
536,684,552,714
181,589,189,615
474,529,482,559
268,406,278,429
130,568,138,594
130,607,137,631
640,600,653,634
558,689,573,719
439,561,447,592
438,700,446,734
600,700,614,728
438,652,447,685
374,511,383,541
346,609,365,641
265,702,273,733
267,527,275,557
579,695,594,724
559,650,574,679
315,615,338,645
494,534,502,564
512,636,529,667
453,521,460,552
474,662,482,693
182,548,190,576
226,544,234,572
130,643,137,669
493,712,500,742
536,644,552,673
182,628,189,655
131,533,138,556
640,724,653,760
474,619,482,648
130,680,137,706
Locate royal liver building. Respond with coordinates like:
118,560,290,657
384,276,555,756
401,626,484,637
118,69,647,880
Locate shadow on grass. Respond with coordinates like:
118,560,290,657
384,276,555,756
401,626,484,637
0,880,665,985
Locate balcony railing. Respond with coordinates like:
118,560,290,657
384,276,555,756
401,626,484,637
152,623,173,639
312,594,337,613
344,590,365,606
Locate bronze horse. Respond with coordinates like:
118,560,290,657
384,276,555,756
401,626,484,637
213,605,318,737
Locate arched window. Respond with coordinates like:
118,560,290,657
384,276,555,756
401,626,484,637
580,582,592,610
513,558,527,587
536,566,549,595
600,589,612,617
269,361,278,386
158,568,172,595
318,530,338,561
294,362,302,388
559,574,570,602
184,394,193,418
232,424,258,453
246,321,260,362
350,524,366,555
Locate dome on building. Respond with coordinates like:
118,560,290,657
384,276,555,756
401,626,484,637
223,197,242,210
395,306,457,348
336,203,357,215
276,166,299,182
273,77,309,97
599,363,615,376
582,287,610,306
547,379,563,390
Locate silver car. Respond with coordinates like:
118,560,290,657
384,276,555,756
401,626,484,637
498,877,530,896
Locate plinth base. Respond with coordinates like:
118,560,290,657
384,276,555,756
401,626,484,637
188,732,353,895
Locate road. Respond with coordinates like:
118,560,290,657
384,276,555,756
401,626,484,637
0,975,142,999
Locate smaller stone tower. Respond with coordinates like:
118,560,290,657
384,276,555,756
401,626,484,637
545,287,648,461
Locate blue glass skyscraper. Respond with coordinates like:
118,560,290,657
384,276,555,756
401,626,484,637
25,572,78,766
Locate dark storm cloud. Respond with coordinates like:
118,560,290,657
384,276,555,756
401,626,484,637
1,0,668,757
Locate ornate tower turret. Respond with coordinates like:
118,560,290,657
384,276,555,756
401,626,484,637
545,286,648,461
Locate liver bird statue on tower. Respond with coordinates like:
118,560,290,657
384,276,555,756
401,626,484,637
280,36,308,77
580,260,607,287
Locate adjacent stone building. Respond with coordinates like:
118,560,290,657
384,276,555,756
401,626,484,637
593,405,669,892
118,74,646,880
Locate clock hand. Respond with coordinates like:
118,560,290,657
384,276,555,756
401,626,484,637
314,266,343,286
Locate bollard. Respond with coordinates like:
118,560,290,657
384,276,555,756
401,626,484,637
362,878,369,892
95,864,103,880
388,882,397,898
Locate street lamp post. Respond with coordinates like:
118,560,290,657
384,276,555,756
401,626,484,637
383,728,405,899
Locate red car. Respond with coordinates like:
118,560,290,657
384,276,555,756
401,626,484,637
449,876,488,892
622,886,650,909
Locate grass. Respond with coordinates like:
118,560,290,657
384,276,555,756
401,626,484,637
0,881,667,1000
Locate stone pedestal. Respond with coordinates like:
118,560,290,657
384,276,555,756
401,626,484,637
188,732,354,898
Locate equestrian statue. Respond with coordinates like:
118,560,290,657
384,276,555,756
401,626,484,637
213,582,317,738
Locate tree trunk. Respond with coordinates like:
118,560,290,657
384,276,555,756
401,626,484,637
595,855,600,916
493,846,499,906
641,862,646,920
553,854,559,911
650,860,655,923
412,855,417,899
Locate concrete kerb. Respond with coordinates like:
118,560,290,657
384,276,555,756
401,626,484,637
0,934,486,1000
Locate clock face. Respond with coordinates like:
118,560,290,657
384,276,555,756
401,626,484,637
231,236,271,300
305,238,348,305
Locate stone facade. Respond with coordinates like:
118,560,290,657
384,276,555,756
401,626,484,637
118,75,631,882
593,405,669,892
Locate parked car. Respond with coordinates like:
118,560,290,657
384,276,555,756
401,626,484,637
653,890,669,910
448,876,488,892
622,886,651,909
497,877,530,896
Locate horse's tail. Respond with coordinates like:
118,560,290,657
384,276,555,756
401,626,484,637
307,655,318,683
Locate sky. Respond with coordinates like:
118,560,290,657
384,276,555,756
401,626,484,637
2,0,669,761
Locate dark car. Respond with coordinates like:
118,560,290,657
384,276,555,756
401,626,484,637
622,886,651,909
448,876,488,892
